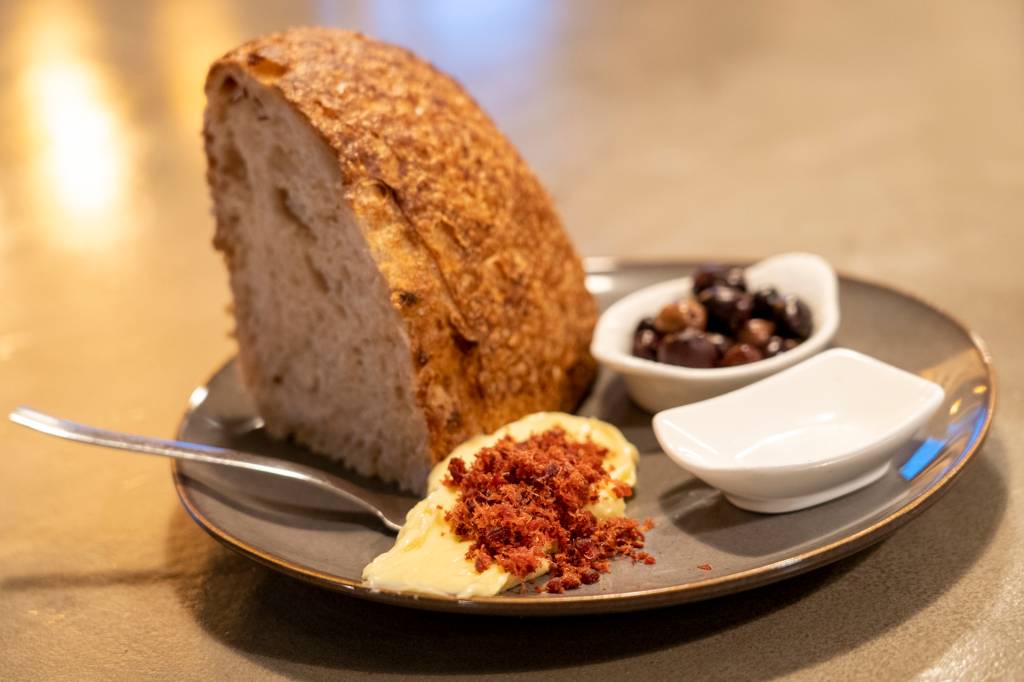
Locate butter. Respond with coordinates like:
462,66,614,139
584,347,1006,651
362,412,639,598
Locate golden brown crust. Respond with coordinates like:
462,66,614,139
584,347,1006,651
207,27,596,464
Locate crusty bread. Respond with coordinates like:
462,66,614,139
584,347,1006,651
202,28,597,493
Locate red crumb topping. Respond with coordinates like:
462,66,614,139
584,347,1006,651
442,428,654,593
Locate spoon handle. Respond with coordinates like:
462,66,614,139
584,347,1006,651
8,406,403,532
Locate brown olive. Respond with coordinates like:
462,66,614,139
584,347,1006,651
698,285,754,334
657,330,718,368
721,343,763,367
678,298,707,331
737,318,775,348
692,266,720,294
654,298,707,333
654,302,684,333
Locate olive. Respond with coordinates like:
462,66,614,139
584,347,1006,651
737,318,775,348
775,295,813,340
693,265,747,294
654,298,707,333
721,342,764,367
657,329,718,368
705,332,733,359
698,285,754,334
764,336,801,358
677,298,708,331
692,266,721,294
752,287,784,320
632,328,661,361
722,267,747,291
636,316,658,334
654,304,684,333
763,335,784,357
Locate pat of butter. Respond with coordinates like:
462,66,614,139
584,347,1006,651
361,412,639,598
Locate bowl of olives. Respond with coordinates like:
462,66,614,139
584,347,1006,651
591,252,839,412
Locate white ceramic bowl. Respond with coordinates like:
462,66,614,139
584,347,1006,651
591,252,840,412
652,348,945,513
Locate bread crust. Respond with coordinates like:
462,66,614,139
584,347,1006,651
205,27,596,466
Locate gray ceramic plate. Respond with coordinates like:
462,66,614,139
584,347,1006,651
173,259,995,615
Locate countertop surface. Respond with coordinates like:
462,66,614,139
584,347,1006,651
1,1,1021,679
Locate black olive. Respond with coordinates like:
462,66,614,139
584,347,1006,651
698,285,754,334
657,329,718,368
764,335,801,357
632,328,661,361
636,316,658,334
776,295,813,340
692,265,747,295
704,332,733,359
752,287,784,320
721,343,764,367
763,335,784,357
722,267,747,291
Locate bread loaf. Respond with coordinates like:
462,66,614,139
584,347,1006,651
203,28,596,493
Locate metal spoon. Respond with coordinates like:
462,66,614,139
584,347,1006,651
9,406,411,532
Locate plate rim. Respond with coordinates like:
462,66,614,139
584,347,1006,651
172,258,997,615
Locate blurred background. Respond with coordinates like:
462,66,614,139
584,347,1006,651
1,1,1021,677
3,0,1021,412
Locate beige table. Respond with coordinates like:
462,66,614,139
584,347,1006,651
2,1,1021,679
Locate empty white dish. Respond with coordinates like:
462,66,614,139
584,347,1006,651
591,252,840,412
652,348,945,513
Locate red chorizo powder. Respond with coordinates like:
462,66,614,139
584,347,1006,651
443,428,654,594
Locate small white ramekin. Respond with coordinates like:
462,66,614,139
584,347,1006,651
591,252,840,413
652,348,944,513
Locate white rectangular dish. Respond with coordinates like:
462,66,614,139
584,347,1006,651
653,348,945,513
